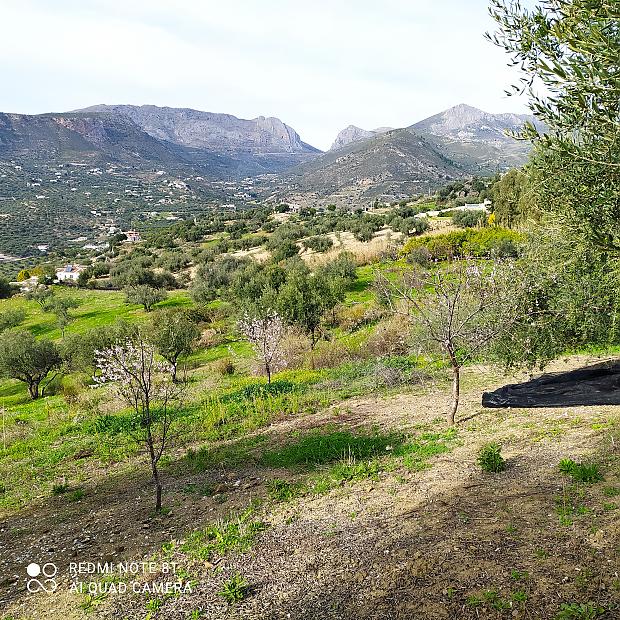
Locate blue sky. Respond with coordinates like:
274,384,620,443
0,0,532,150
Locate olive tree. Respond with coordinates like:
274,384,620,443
44,296,80,337
0,277,14,300
489,0,620,250
24,285,53,308
147,309,200,383
0,330,62,399
0,308,26,333
124,284,168,312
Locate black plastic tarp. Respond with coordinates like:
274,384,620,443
482,360,620,408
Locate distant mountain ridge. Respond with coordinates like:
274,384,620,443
0,105,321,178
77,104,319,157
329,104,537,153
411,103,538,144
330,125,393,150
282,104,540,206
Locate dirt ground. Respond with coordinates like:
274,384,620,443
2,357,620,619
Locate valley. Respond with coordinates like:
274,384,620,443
0,103,533,262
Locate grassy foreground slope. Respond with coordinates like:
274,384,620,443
1,357,619,619
1,268,619,619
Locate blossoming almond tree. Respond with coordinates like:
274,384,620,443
94,337,181,511
239,310,286,384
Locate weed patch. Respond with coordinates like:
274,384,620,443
477,442,506,473
179,509,267,561
559,459,603,484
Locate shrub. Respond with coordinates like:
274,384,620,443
68,489,85,502
335,303,385,332
555,602,605,620
279,332,310,370
425,237,456,261
215,357,235,376
59,376,83,405
400,227,523,261
477,443,506,473
373,363,407,387
406,245,432,267
559,459,603,483
365,316,411,357
267,478,303,502
52,483,70,495
308,339,354,369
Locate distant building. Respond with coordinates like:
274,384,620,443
124,230,142,243
55,264,85,283
461,199,492,211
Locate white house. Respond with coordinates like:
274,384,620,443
124,230,142,243
55,264,85,283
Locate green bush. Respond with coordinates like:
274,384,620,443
477,443,506,473
219,572,249,605
52,483,70,495
215,358,235,376
555,602,605,620
267,478,303,502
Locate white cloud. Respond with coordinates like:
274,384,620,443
0,0,530,150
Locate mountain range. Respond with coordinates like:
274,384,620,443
0,105,319,179
0,103,537,183
280,104,539,205
0,103,538,255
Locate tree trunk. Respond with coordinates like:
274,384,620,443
171,362,178,384
154,471,162,512
449,365,460,426
150,454,163,512
146,422,163,511
266,364,271,384
28,381,40,400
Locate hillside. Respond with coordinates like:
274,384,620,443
0,201,618,619
1,285,618,619
281,105,537,206
78,105,320,159
278,128,465,207
0,106,319,258
0,102,534,258
410,103,539,172
0,108,319,177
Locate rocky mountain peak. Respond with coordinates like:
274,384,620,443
76,104,319,155
330,125,392,151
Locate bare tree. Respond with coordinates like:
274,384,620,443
94,337,181,511
377,259,516,425
239,310,286,384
